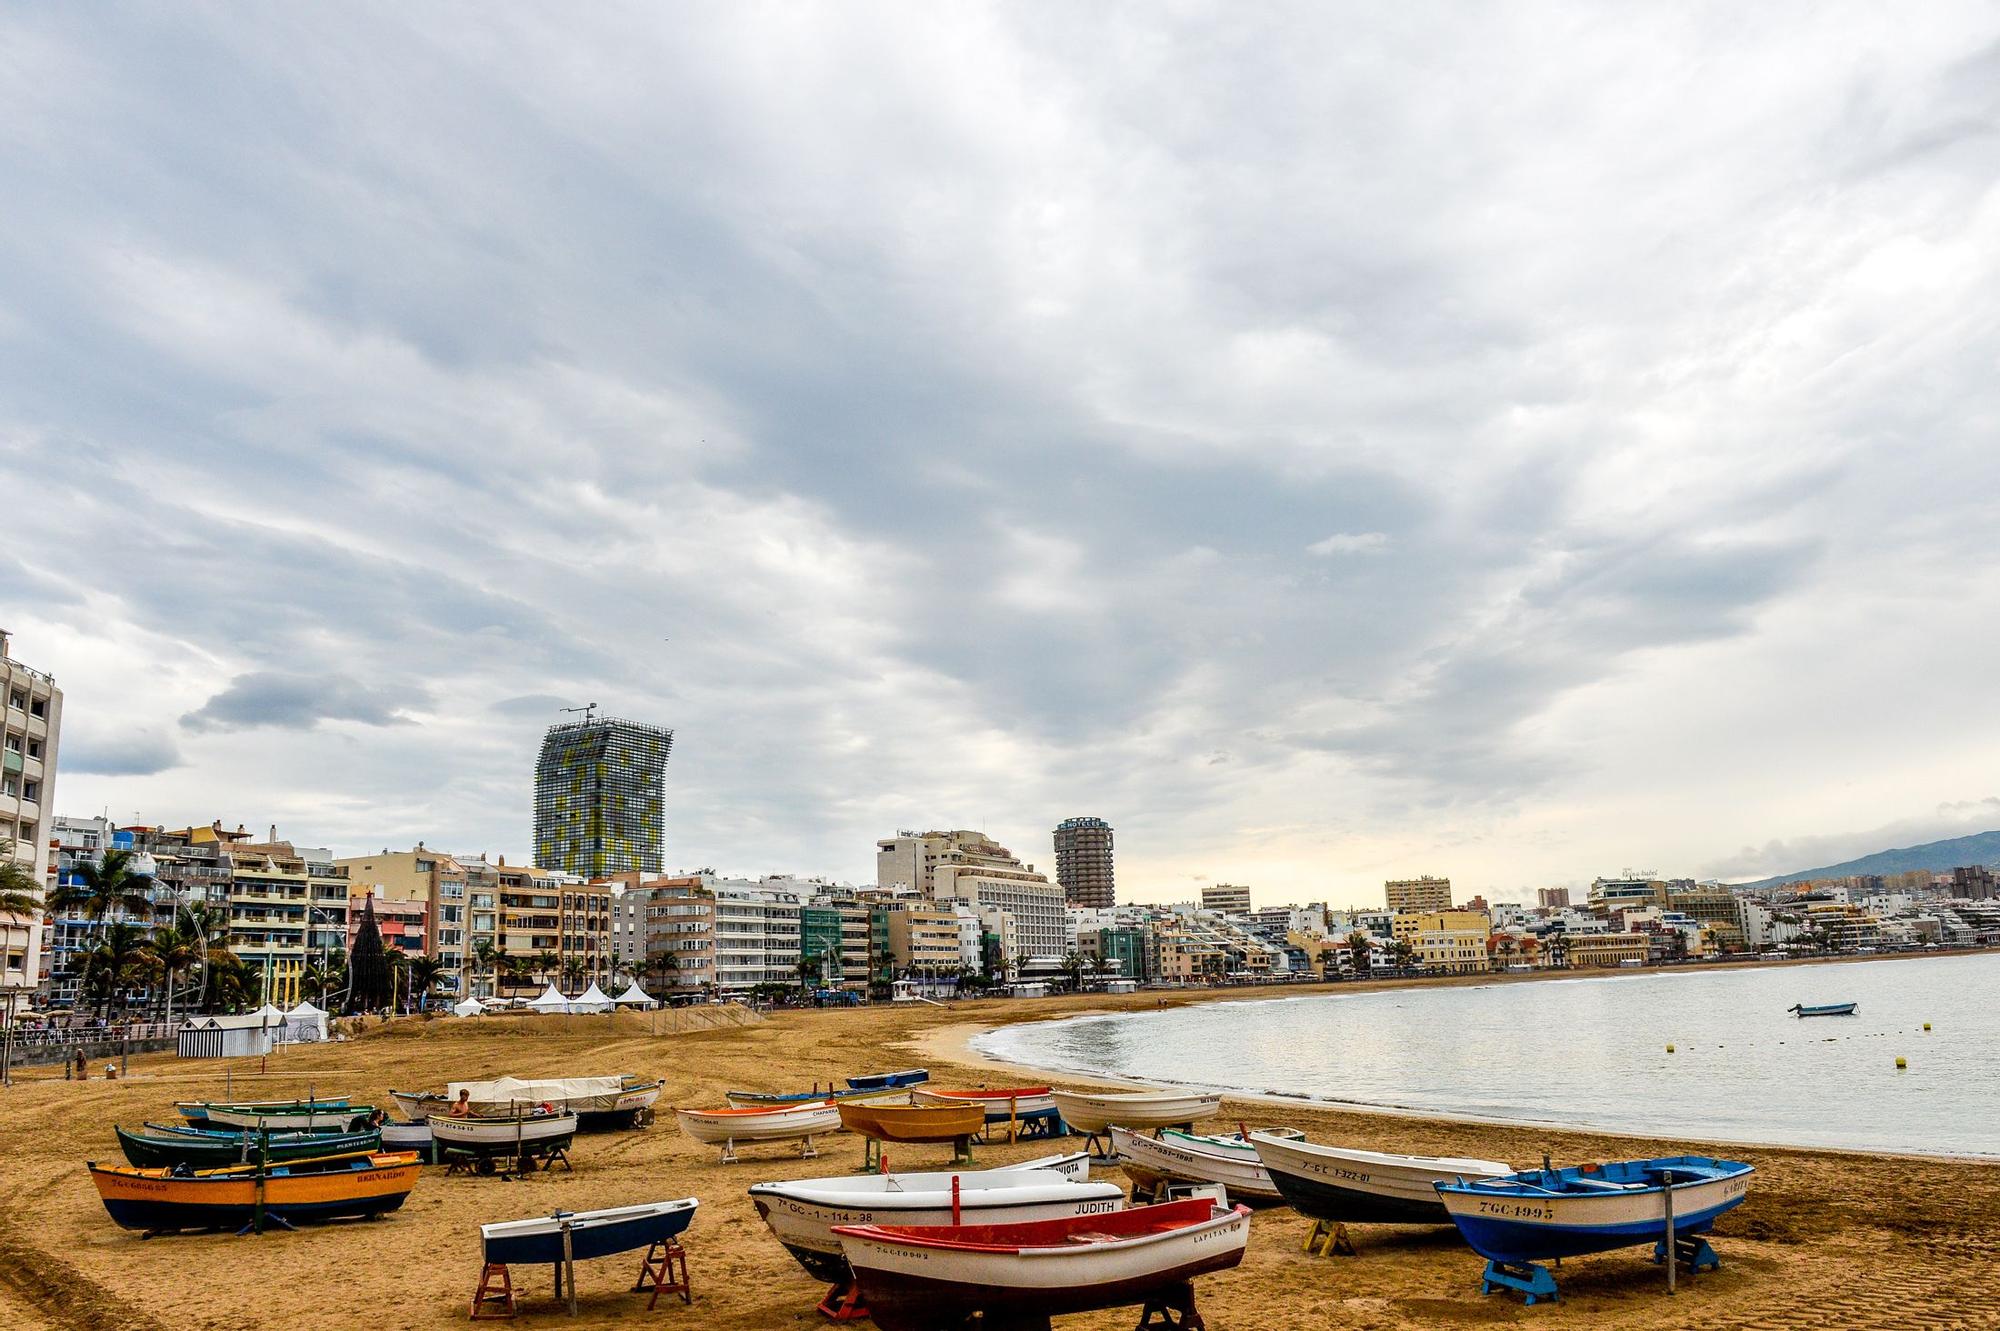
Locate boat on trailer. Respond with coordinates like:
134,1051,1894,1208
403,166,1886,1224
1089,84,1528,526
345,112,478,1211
1788,1002,1857,1017
749,1155,1117,1285
1251,1131,1513,1227
846,1068,929,1091
88,1150,422,1234
833,1195,1252,1331
1113,1125,1301,1205
676,1102,843,1163
116,1124,381,1170
1435,1155,1755,1304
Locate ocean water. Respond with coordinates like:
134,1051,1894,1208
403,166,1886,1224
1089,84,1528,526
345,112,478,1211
973,952,2000,1157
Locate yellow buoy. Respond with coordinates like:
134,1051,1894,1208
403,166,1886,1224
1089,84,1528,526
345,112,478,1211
1666,1044,1676,1053
1895,1057,1907,1070
1923,1023,1931,1032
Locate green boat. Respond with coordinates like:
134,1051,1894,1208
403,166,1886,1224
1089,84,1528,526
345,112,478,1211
116,1124,384,1170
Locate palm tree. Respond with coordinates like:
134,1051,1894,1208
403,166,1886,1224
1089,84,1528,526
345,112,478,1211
385,946,410,1012
536,949,561,986
0,838,41,916
404,954,443,1010
82,921,151,1018
560,955,587,991
1060,951,1084,992
202,946,255,1012
141,922,202,1024
47,846,153,923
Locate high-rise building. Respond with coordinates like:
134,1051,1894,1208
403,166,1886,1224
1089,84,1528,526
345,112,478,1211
533,715,673,878
1,629,61,999
1537,886,1571,910
1201,883,1252,914
1053,816,1115,908
1385,875,1452,913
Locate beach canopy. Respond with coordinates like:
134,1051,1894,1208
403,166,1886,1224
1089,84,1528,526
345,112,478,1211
253,1002,288,1024
570,982,615,1013
527,984,571,1013
612,980,654,1008
282,1000,329,1043
451,997,486,1018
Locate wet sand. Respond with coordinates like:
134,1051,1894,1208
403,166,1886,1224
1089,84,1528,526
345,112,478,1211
2,982,1996,1331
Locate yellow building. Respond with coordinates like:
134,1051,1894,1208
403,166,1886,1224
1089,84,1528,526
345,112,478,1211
880,902,961,976
1385,875,1453,913
1391,910,1491,974
1567,932,1649,967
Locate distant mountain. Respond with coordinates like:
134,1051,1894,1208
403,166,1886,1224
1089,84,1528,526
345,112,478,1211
1732,829,2000,891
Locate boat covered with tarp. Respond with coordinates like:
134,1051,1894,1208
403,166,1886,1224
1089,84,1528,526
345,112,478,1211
390,1075,661,1124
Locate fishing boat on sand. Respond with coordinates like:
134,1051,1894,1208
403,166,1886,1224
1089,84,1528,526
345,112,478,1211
912,1086,1058,1120
1113,1125,1301,1204
1788,1002,1857,1017
88,1151,422,1234
846,1068,929,1090
1252,1132,1513,1231
1435,1155,1755,1304
833,1195,1252,1331
379,1120,432,1152
838,1100,986,1161
390,1075,662,1125
116,1124,381,1170
178,1100,373,1133
429,1110,579,1160
677,1102,843,1163
482,1198,698,1266
1050,1091,1222,1154
726,1085,903,1108
749,1155,1116,1285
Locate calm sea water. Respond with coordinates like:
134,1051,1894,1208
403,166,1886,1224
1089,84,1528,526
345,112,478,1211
974,953,2000,1157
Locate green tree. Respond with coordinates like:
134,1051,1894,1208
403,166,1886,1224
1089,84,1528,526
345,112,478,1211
1346,931,1372,975
0,838,42,916
1060,951,1084,992
561,955,587,990
347,897,391,1011
407,955,446,1011
142,918,203,1023
82,920,151,1017
536,949,561,984
47,846,153,922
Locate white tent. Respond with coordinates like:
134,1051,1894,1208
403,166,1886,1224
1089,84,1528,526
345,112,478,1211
451,997,486,1018
527,984,572,1013
570,982,615,1013
282,1000,329,1043
253,1002,288,1025
612,980,654,1008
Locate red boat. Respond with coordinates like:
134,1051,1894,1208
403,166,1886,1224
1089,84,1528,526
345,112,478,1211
832,1196,1250,1331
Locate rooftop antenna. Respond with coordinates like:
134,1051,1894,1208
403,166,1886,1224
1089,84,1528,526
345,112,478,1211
561,702,600,724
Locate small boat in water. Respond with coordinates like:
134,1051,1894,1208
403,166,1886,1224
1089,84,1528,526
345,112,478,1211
1252,1131,1513,1227
1435,1155,1754,1303
677,1101,843,1162
1050,1090,1222,1135
116,1124,381,1170
429,1110,579,1159
482,1198,698,1266
1113,1125,1300,1205
833,1195,1252,1331
1788,1002,1857,1017
748,1154,1115,1284
846,1068,929,1091
88,1150,422,1234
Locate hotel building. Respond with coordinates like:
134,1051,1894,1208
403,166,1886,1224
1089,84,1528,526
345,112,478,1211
533,714,673,878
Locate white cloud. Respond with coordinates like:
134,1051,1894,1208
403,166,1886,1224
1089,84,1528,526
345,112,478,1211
1306,532,1390,557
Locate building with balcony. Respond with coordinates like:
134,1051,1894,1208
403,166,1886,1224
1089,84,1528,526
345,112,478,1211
929,836,1067,967
0,629,61,999
638,874,716,996
534,714,673,878
1385,875,1452,913
1200,883,1252,914
1391,910,1492,974
1566,931,1650,967
711,876,802,995
1053,816,1115,908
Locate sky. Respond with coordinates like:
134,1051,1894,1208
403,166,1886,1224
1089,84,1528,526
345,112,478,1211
6,4,2000,909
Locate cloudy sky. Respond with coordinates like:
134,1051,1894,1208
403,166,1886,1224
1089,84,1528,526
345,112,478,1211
6,5,2000,907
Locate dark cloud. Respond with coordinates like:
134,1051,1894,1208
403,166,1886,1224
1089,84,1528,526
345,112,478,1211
182,673,431,733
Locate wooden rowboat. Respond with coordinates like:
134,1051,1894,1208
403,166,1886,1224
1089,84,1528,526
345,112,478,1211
726,1085,903,1107
1250,1131,1512,1226
1788,1002,1857,1017
482,1198,698,1266
116,1124,381,1170
911,1087,1057,1120
837,1100,985,1144
176,1097,353,1124
88,1151,422,1235
429,1111,579,1159
845,1068,928,1090
676,1102,843,1163
1049,1090,1222,1134
833,1196,1252,1331
1112,1125,1300,1205
183,1102,375,1133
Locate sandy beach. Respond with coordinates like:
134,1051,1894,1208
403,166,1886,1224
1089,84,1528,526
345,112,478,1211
4,980,1997,1331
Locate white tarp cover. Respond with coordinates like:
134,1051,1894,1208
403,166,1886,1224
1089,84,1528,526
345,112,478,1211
451,997,486,1017
445,1074,624,1107
282,1000,329,1043
612,981,653,1007
526,984,571,1012
569,982,614,1013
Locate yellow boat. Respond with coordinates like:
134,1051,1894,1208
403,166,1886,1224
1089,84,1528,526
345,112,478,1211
837,1099,986,1144
88,1150,423,1235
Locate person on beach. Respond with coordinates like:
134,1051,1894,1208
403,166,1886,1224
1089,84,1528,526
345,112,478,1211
74,1051,87,1080
448,1089,472,1118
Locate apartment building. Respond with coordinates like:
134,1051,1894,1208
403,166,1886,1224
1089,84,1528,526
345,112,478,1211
1053,816,1115,908
1385,875,1452,913
210,829,351,1008
1566,932,1650,967
639,874,717,996
711,876,802,994
1200,883,1252,914
870,899,961,983
925,836,1068,965
1390,910,1492,974
0,629,61,995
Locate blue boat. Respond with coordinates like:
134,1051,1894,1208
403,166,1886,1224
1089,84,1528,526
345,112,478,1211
1435,1156,1753,1304
481,1199,698,1266
844,1068,928,1091
1789,1002,1857,1017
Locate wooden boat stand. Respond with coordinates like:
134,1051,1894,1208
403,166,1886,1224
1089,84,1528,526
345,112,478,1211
817,1280,870,1321
1134,1281,1206,1331
722,1133,819,1165
470,1239,692,1318
973,1106,1067,1144
1652,1233,1722,1275
857,1134,971,1172
1301,1218,1356,1257
444,1143,573,1179
1479,1259,1561,1305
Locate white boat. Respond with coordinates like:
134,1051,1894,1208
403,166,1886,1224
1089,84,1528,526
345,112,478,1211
380,1120,433,1152
748,1154,1116,1283
676,1101,843,1163
834,1196,1252,1331
200,1105,369,1132
1050,1089,1223,1134
1250,1131,1512,1225
1112,1125,1301,1204
911,1086,1058,1120
430,1110,580,1158
391,1075,662,1123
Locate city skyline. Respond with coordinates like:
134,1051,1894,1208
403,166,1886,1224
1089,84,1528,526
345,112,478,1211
10,8,2000,902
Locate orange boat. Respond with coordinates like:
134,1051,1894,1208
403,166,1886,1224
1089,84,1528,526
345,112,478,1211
837,1099,985,1144
88,1150,423,1235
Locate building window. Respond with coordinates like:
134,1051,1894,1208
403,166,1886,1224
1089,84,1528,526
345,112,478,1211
21,781,36,802
5,691,20,711
28,699,44,719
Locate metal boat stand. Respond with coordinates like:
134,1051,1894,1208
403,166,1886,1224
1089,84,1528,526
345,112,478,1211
1479,1260,1561,1305
817,1280,870,1321
631,1238,692,1309
1134,1281,1206,1330
1301,1218,1356,1257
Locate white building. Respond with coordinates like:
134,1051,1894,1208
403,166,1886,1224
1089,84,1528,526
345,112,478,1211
710,876,803,994
1,630,61,1001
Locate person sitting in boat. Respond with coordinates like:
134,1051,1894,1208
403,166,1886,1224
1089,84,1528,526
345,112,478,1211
535,1100,556,1116
365,1107,388,1129
448,1089,473,1118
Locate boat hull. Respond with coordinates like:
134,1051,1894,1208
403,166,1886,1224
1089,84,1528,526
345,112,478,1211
1251,1133,1513,1226
1050,1091,1222,1134
380,1121,432,1151
677,1104,841,1145
117,1126,381,1170
89,1153,422,1233
727,1086,896,1107
1437,1157,1754,1264
199,1107,373,1133
483,1200,697,1265
429,1113,579,1157
838,1101,986,1143
912,1088,1058,1120
846,1069,929,1090
1111,1127,1287,1205
1792,1003,1857,1017
749,1167,1125,1283
836,1201,1251,1331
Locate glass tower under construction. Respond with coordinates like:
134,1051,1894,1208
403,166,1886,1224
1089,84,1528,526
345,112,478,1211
533,716,673,879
